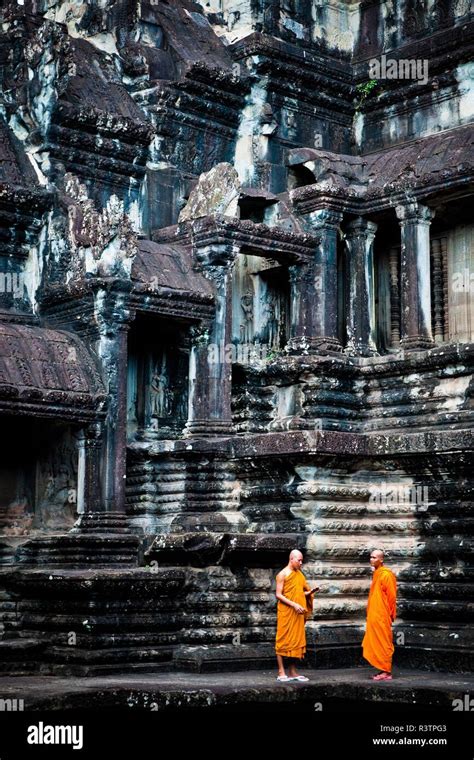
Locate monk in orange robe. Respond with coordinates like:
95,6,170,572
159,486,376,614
275,549,318,681
362,549,397,681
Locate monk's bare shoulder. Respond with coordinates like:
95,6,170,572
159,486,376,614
276,568,291,582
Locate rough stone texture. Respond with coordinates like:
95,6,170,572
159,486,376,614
0,323,106,416
0,668,472,711
178,163,241,221
0,0,472,698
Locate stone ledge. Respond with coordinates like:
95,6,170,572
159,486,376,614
0,668,472,711
129,428,473,459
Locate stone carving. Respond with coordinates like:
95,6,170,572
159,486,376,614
36,436,78,529
65,174,138,278
150,367,173,420
240,289,254,343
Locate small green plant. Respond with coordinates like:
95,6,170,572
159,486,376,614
265,348,282,362
355,79,379,110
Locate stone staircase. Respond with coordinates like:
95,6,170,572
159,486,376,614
0,567,185,676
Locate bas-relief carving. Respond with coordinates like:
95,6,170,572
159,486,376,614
259,288,281,349
149,360,174,420
128,342,189,438
239,289,254,343
0,466,34,536
35,431,79,530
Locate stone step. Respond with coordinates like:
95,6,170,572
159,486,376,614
47,644,174,665
0,659,175,677
8,630,179,647
0,542,16,565
38,661,175,677
0,566,186,594
13,613,183,630
172,643,363,672
180,627,275,645
173,643,276,672
16,535,141,566
0,637,47,661
70,512,132,535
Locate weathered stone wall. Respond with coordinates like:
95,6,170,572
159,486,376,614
0,0,472,676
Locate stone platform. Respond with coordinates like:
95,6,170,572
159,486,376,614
0,667,472,712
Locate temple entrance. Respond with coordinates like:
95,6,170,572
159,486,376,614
127,316,189,440
0,417,79,534
231,253,290,358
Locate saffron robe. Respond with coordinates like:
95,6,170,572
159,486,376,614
362,566,397,672
275,569,312,659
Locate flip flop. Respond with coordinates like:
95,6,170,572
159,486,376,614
276,675,291,682
290,675,309,682
372,672,392,681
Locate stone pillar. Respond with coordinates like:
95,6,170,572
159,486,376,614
311,209,343,352
389,246,401,347
96,292,132,512
396,202,435,350
288,209,342,353
430,237,445,344
344,217,378,356
186,245,235,436
77,423,103,514
287,262,318,353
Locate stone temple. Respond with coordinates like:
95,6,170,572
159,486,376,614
0,0,472,701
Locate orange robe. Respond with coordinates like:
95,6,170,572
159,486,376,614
275,569,312,659
362,566,397,672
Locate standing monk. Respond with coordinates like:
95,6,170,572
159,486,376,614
362,549,397,681
275,549,318,682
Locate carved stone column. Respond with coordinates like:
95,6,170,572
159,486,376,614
77,423,103,514
287,262,318,353
396,202,435,350
389,246,401,347
431,237,444,344
96,291,133,512
185,244,236,436
344,217,378,356
289,209,343,353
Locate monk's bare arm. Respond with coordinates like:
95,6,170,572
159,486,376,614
275,572,305,614
304,586,314,612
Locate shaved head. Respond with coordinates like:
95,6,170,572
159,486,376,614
288,549,304,571
370,549,385,569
